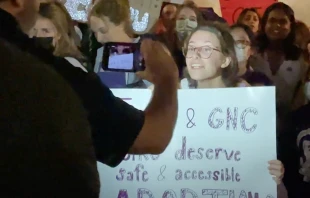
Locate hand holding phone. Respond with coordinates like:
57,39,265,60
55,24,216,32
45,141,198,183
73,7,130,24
102,42,145,72
136,39,178,84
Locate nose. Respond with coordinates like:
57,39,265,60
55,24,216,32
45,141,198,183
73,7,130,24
193,50,200,59
36,31,44,38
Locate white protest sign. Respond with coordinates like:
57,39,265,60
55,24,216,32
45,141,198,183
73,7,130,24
98,88,277,198
108,54,134,70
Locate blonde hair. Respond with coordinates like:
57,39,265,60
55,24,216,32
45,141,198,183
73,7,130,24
89,0,134,37
39,2,83,60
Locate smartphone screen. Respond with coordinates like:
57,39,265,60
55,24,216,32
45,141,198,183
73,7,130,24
102,42,145,72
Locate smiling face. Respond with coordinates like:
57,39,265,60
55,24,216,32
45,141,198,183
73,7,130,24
185,30,226,81
265,9,291,40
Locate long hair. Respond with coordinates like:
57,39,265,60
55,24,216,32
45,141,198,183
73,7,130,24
39,2,84,60
237,8,261,28
256,2,301,60
183,22,239,87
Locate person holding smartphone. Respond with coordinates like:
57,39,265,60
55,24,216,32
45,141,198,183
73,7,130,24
0,0,179,191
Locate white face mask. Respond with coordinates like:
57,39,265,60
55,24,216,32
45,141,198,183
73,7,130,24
176,19,197,32
305,82,310,100
235,47,249,62
176,19,197,41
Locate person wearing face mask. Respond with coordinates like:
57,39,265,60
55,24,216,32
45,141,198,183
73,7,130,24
175,14,198,42
156,0,202,79
230,24,272,86
29,2,88,72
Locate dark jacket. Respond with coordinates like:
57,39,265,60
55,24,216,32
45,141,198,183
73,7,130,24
279,103,310,197
0,39,99,198
0,8,145,167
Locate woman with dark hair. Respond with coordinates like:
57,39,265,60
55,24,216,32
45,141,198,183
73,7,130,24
254,2,307,116
230,23,272,86
237,8,261,34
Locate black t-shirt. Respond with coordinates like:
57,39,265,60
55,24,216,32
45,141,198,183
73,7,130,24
0,8,145,167
0,39,99,197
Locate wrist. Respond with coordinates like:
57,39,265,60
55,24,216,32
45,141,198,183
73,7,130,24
154,76,179,88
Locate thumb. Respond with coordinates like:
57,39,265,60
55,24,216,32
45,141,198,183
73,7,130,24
136,71,146,79
136,71,154,83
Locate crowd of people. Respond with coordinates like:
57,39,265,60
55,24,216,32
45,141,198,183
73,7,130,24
0,0,309,197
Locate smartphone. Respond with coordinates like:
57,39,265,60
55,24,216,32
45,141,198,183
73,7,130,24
102,42,145,72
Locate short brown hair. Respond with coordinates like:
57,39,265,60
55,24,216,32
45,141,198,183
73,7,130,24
90,0,133,37
183,22,239,87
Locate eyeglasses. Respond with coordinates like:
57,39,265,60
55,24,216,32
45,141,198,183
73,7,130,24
235,40,251,49
185,45,221,59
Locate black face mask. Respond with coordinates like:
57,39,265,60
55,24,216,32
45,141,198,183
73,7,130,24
34,37,54,52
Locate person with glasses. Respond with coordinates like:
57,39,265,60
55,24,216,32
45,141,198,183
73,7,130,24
230,23,272,86
180,22,241,89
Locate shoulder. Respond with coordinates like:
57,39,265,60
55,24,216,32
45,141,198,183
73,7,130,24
237,80,251,87
65,57,88,72
180,78,191,89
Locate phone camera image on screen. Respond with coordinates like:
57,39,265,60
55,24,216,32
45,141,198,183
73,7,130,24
102,42,145,72
108,45,134,70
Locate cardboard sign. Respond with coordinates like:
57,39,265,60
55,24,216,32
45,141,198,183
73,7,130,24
98,88,277,198
219,0,278,24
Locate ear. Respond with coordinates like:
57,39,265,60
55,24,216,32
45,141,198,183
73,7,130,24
221,56,231,68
